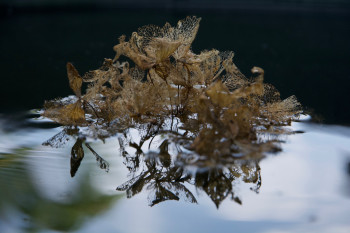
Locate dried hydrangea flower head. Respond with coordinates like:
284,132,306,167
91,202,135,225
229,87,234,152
43,16,302,165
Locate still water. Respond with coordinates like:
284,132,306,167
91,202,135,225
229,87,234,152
0,112,349,233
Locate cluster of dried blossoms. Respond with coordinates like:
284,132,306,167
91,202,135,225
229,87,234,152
43,16,302,165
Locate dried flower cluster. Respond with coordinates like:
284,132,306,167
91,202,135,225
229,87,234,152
42,16,302,206
43,16,302,169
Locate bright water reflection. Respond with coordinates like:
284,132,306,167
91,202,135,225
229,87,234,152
0,113,350,233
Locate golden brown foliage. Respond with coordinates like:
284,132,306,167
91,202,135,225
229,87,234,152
43,16,302,164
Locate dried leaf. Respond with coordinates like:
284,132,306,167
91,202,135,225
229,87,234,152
70,138,84,177
67,62,83,97
85,143,110,172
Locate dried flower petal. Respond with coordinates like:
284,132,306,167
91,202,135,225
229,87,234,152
67,62,83,97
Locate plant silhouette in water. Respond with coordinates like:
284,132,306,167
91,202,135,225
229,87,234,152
42,16,302,207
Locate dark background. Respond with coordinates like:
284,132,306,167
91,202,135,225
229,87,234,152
0,0,349,125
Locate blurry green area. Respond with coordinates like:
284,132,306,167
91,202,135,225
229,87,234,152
0,148,121,232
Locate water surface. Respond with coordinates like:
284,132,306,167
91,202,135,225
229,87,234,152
0,113,349,233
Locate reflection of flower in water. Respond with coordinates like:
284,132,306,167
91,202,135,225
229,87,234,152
41,116,303,208
115,119,263,208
